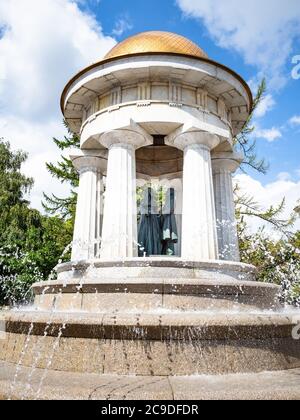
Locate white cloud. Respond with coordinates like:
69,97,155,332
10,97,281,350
277,172,292,182
247,78,276,118
234,173,300,234
255,127,282,142
289,115,300,126
177,0,300,89
112,15,133,37
254,94,276,118
0,115,70,210
0,0,116,211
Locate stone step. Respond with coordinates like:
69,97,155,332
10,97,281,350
32,277,280,312
2,310,300,377
1,361,300,400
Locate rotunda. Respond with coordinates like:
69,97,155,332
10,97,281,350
61,31,251,263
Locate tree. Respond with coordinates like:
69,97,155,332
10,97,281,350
232,79,300,235
239,223,300,307
234,184,297,237
0,138,33,205
43,121,80,219
0,139,73,306
294,200,300,216
234,79,269,174
0,139,36,244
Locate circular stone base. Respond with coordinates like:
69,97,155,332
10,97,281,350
1,310,300,377
32,258,279,312
1,258,299,399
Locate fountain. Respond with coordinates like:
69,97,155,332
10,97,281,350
0,31,300,400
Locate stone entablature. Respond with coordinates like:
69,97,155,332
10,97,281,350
81,81,232,132
62,55,251,137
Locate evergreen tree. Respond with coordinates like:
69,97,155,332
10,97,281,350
0,139,73,305
234,79,269,174
235,184,297,237
0,138,36,245
43,121,80,219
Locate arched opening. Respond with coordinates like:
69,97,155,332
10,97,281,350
136,138,183,257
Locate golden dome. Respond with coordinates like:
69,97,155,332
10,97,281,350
104,31,208,61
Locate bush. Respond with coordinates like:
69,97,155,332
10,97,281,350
0,246,43,306
239,229,300,307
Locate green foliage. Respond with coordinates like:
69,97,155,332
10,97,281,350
235,184,297,236
43,121,80,219
0,246,43,305
234,79,269,174
236,193,300,306
0,139,72,306
0,138,33,206
239,221,300,306
30,216,73,277
294,200,300,216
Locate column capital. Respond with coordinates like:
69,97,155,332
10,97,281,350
70,149,107,174
166,129,220,151
99,123,152,150
211,152,244,174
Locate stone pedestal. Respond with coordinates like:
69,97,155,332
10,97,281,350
71,153,104,261
171,132,220,260
1,258,300,400
2,258,300,384
212,153,243,261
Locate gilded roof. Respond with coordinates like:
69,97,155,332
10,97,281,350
104,31,208,60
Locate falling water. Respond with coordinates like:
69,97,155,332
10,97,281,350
9,242,73,396
9,322,34,398
35,323,66,400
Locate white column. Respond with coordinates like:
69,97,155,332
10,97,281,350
99,129,151,259
212,152,243,262
71,154,104,261
171,178,183,257
171,132,220,260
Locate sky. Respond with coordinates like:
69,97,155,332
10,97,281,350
0,0,300,233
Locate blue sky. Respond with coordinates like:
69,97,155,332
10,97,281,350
0,0,299,231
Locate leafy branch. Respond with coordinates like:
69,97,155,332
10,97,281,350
234,184,296,236
234,79,269,174
42,120,80,219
